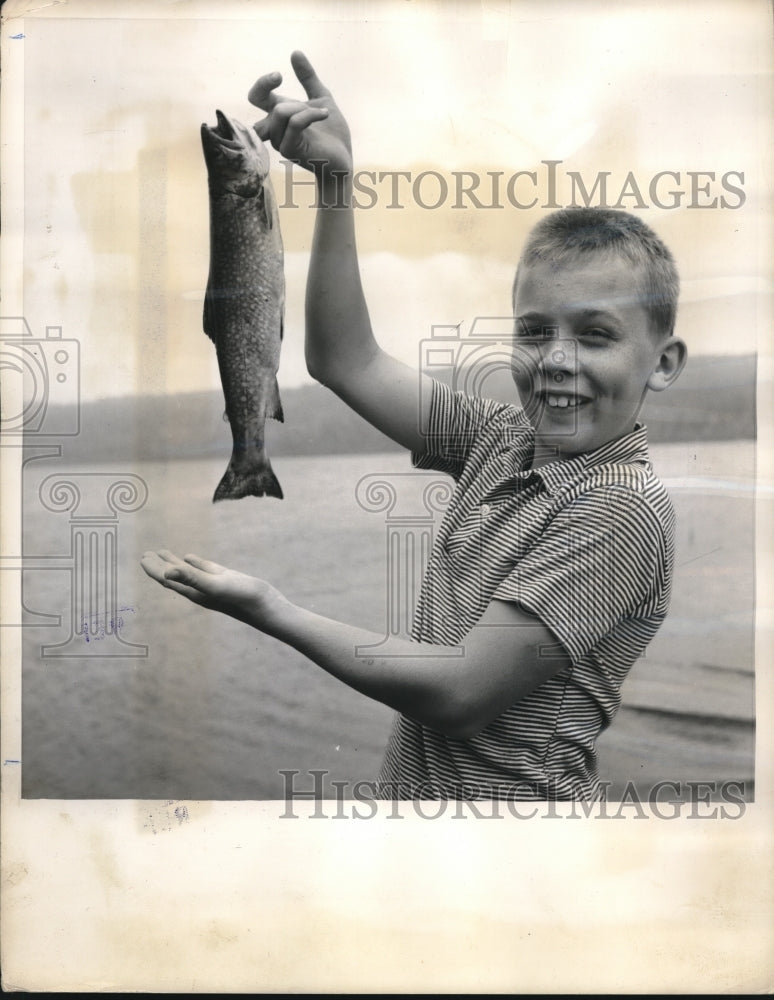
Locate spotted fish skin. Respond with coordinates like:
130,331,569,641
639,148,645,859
201,110,285,501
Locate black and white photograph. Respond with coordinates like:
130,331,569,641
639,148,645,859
1,0,772,992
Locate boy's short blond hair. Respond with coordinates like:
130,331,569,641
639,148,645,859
513,207,680,339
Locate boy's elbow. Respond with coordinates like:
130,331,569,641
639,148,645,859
305,351,351,393
443,719,483,741
429,692,492,741
447,713,490,741
306,338,380,389
305,351,328,386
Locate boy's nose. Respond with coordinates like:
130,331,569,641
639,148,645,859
539,339,576,381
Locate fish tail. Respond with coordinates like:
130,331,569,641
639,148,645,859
213,454,284,502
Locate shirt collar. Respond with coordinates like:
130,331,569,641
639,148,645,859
530,423,651,495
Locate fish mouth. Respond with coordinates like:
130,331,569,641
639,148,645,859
201,109,270,183
202,110,243,150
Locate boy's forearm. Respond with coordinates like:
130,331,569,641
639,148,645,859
305,170,379,387
261,596,474,737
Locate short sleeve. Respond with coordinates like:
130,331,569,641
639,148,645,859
411,378,511,480
493,484,670,663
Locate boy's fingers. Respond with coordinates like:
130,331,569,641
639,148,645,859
266,99,305,151
263,99,328,153
164,562,210,590
141,550,226,581
248,70,284,110
140,551,169,583
156,548,186,567
140,552,211,606
183,553,226,574
160,575,209,605
141,549,187,578
290,50,331,100
253,117,270,141
280,106,330,152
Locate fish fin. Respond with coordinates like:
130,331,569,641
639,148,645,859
270,376,284,423
213,455,283,502
258,186,273,230
203,282,218,343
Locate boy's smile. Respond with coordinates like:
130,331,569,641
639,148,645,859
512,256,682,466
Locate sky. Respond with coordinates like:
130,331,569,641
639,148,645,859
3,0,772,401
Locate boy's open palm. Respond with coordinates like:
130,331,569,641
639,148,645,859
141,549,281,631
249,50,352,174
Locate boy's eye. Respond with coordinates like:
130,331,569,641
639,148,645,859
516,324,555,340
582,328,613,341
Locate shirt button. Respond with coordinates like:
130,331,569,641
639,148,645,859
480,503,491,516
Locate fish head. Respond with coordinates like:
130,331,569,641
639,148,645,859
201,110,270,196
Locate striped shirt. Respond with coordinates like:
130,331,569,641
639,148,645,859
377,379,676,800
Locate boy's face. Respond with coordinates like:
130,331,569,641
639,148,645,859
512,255,670,464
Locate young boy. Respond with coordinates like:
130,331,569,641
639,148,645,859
141,52,687,801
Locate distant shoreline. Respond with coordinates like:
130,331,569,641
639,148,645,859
38,353,756,463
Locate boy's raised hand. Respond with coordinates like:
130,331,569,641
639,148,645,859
249,50,352,175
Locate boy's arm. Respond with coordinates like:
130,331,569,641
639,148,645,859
250,51,431,454
141,550,571,740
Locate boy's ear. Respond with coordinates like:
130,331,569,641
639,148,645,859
647,336,687,392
